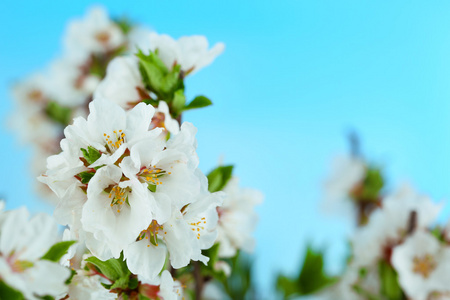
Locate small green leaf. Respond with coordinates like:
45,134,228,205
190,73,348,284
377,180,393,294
136,50,183,100
184,96,213,111
207,165,234,192
147,184,157,193
80,146,102,165
142,99,159,106
361,167,384,201
276,246,337,298
45,101,72,126
110,275,129,290
85,254,129,281
172,90,186,113
0,280,24,300
41,241,76,262
378,260,403,300
276,275,299,298
78,171,95,184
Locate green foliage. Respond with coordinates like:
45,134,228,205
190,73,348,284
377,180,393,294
136,50,214,117
378,261,404,300
41,241,76,262
184,96,213,111
200,243,226,281
147,183,157,193
361,167,384,201
276,246,337,299
45,101,72,126
136,50,183,101
78,171,95,184
222,251,255,299
207,165,234,193
114,17,133,34
85,254,131,290
172,89,186,113
80,146,102,165
0,280,24,300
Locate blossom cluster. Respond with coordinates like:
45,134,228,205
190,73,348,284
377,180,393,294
278,151,450,300
4,6,261,300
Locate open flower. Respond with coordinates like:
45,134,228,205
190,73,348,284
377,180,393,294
95,55,180,135
216,177,263,258
392,230,450,300
146,32,225,75
139,270,184,300
81,164,154,259
64,6,125,63
125,173,223,280
0,207,71,299
94,56,144,109
322,155,366,218
352,185,441,267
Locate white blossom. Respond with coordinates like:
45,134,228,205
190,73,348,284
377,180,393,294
392,230,450,300
94,56,144,109
125,171,223,280
216,177,262,258
352,184,441,267
322,155,366,218
64,6,125,63
146,32,225,75
0,207,71,299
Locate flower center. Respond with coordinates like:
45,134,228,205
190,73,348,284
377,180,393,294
4,254,34,273
95,31,111,44
189,217,207,240
151,112,166,131
138,220,166,247
139,166,171,189
27,89,43,102
104,130,126,153
108,185,130,213
413,254,437,278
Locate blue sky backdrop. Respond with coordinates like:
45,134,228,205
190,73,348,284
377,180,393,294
2,0,450,297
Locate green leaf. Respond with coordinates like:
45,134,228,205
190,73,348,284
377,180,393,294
378,260,403,300
45,101,72,126
78,171,95,184
276,275,299,299
85,254,129,281
361,167,384,200
136,50,183,100
207,165,234,192
276,246,337,298
110,275,129,290
80,146,102,165
114,17,133,34
147,184,157,193
41,241,76,262
172,90,186,113
0,280,24,300
223,251,255,300
184,96,213,111
296,247,336,294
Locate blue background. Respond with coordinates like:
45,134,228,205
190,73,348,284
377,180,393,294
2,1,450,297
